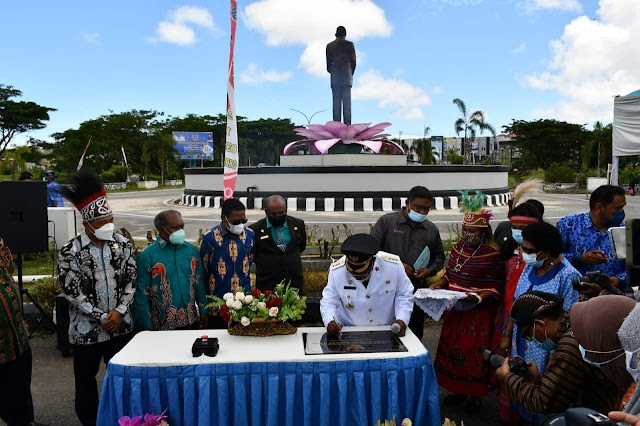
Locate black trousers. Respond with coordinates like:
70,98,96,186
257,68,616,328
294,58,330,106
331,85,352,125
0,348,34,426
73,334,132,426
408,303,426,341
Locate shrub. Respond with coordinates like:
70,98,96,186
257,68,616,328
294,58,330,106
27,277,61,313
544,164,576,183
101,165,127,183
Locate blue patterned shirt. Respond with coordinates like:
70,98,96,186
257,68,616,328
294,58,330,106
200,224,255,298
557,212,629,292
47,181,65,207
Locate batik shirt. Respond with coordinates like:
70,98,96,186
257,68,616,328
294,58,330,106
46,180,64,207
557,212,629,292
58,232,136,345
0,239,29,363
200,224,255,298
134,238,207,330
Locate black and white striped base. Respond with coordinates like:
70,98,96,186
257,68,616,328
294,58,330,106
179,193,512,212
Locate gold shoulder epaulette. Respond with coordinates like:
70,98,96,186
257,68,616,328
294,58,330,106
330,257,346,269
380,254,400,263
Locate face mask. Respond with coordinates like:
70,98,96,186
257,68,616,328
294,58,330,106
578,344,625,369
90,223,115,241
625,349,640,382
268,215,286,227
522,251,546,268
408,209,428,223
511,229,524,245
607,210,625,227
532,321,557,351
167,229,186,245
461,230,482,247
229,223,244,235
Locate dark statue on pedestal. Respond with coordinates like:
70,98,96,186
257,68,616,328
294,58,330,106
326,26,356,125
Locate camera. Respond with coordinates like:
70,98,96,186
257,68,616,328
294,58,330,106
571,271,611,292
192,335,219,357
483,349,529,379
542,407,616,425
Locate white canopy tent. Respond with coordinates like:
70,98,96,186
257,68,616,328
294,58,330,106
611,90,640,185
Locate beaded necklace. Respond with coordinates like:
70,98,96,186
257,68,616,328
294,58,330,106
453,242,483,272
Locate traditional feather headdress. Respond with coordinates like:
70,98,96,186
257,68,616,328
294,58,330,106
60,170,112,222
511,178,543,209
458,190,493,227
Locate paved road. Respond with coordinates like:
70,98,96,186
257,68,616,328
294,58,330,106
105,188,640,243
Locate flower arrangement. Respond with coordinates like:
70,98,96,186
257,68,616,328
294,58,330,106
118,410,169,426
207,282,306,327
375,418,412,426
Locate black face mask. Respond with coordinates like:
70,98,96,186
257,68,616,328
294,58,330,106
268,215,286,227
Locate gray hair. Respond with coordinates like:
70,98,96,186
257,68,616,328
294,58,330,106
154,210,181,230
265,195,286,210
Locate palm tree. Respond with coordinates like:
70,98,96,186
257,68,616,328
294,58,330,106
453,98,496,165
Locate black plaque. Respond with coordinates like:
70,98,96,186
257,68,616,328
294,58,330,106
303,330,408,355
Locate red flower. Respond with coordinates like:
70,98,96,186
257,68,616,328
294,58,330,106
252,289,261,298
220,305,232,323
266,297,282,308
264,290,273,298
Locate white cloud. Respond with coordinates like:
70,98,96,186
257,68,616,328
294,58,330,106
243,0,392,76
148,6,222,46
512,42,527,54
431,85,444,95
524,0,640,123
240,63,293,85
352,70,431,119
81,32,100,45
523,0,582,13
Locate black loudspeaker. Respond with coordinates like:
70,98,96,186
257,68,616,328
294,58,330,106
0,181,49,254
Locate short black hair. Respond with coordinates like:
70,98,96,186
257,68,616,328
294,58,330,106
522,221,563,257
508,201,543,220
154,210,181,230
221,198,246,217
408,186,433,202
524,199,544,217
336,26,346,37
589,185,625,210
18,171,33,181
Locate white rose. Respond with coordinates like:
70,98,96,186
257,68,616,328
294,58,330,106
223,292,234,301
244,295,253,303
269,307,279,317
226,298,234,308
235,292,245,301
257,302,266,309
240,316,251,326
233,300,243,310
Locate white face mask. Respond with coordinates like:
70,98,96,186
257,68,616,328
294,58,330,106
229,223,244,235
625,349,640,382
90,222,115,241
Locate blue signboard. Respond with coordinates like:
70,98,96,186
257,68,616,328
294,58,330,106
173,132,214,160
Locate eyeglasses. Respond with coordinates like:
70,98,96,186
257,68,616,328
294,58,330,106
521,247,542,255
225,216,248,226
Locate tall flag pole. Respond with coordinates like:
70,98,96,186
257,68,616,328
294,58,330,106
76,137,92,171
121,145,130,182
223,0,239,200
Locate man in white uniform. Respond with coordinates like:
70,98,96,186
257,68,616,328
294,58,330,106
320,234,414,336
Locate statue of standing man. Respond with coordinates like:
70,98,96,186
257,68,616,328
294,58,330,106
326,26,356,125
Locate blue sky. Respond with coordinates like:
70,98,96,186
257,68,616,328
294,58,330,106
2,0,639,145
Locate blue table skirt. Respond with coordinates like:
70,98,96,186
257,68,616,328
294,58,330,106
97,353,440,426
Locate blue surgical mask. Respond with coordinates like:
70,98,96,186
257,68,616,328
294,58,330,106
522,251,545,268
532,321,557,351
511,229,523,245
607,210,625,227
578,344,625,369
408,209,428,223
168,229,186,245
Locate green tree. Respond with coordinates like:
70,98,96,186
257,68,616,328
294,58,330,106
453,98,496,165
0,84,56,160
503,119,587,170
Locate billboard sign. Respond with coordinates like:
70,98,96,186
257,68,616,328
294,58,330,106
173,132,214,160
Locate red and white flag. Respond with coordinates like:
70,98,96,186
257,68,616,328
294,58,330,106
223,0,239,200
77,137,92,171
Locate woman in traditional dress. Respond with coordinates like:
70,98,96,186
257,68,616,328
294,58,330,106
510,221,580,424
432,191,506,408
